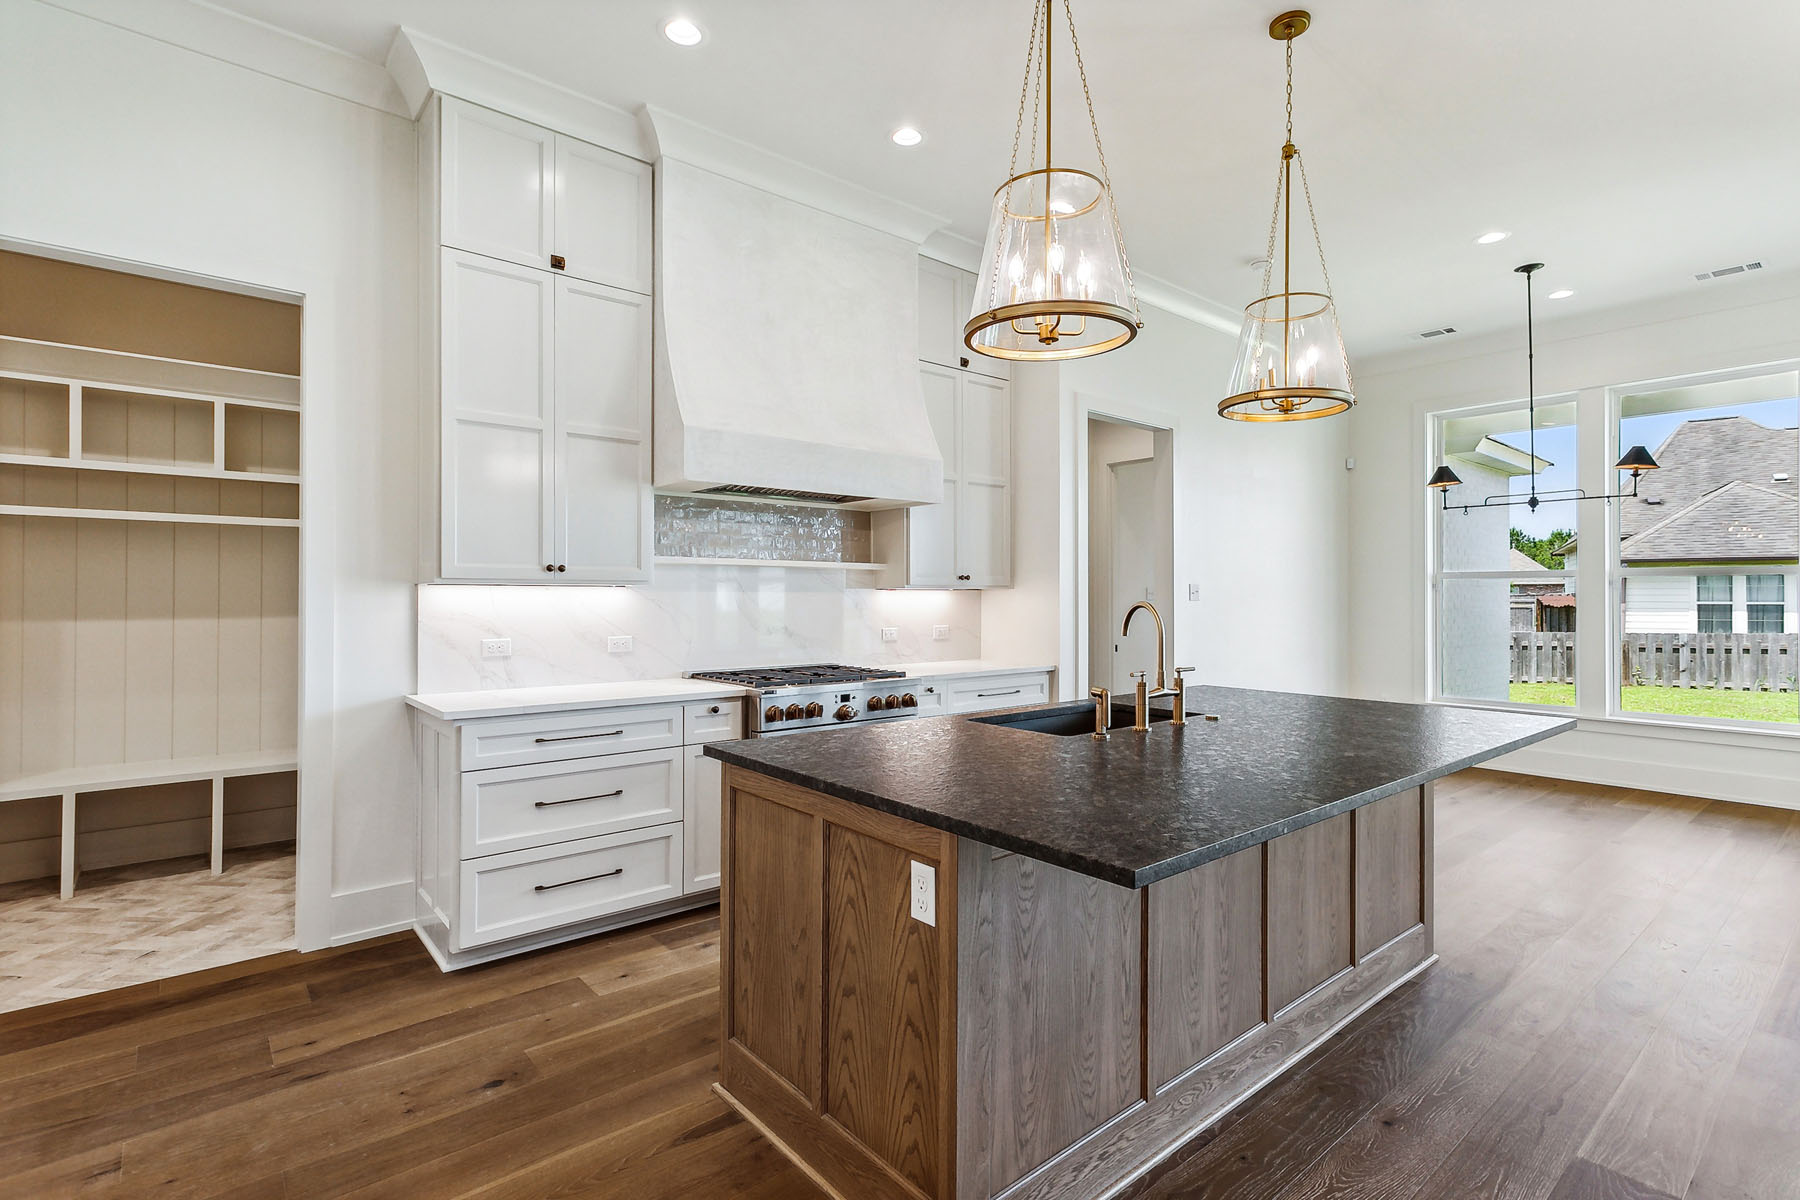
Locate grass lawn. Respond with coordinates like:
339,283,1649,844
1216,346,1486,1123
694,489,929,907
1509,682,1800,724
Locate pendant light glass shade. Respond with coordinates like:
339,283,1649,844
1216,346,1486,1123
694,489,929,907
1219,11,1354,422
965,0,1142,363
967,167,1138,360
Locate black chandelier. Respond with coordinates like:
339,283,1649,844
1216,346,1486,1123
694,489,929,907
1428,262,1658,513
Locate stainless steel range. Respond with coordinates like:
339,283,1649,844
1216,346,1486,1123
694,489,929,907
687,664,922,737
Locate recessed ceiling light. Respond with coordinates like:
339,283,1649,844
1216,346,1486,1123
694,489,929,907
890,126,923,147
662,17,703,46
1475,231,1511,245
1547,288,1574,300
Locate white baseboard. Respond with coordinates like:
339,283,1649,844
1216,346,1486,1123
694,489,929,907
328,879,415,947
1494,739,1800,811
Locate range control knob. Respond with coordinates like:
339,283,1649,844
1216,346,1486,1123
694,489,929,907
834,704,857,721
884,694,901,709
867,696,887,712
785,703,805,721
805,701,825,719
899,693,917,708
764,704,784,723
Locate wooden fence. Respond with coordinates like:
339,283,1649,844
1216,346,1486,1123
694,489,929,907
1511,632,1800,690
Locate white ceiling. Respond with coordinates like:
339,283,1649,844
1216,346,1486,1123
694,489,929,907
203,0,1800,357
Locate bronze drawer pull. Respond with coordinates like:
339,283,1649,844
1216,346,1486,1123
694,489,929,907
534,789,624,808
535,867,622,892
976,689,1022,698
533,730,624,743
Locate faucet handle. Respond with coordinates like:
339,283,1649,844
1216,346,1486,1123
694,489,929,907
1129,670,1147,682
1174,666,1195,678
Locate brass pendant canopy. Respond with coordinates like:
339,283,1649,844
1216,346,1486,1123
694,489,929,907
1220,10,1355,421
966,0,1142,362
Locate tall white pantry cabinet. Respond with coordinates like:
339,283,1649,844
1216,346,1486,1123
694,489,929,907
421,96,655,583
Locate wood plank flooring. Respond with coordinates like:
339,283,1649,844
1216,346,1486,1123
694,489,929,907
0,771,1795,1199
0,844,293,1014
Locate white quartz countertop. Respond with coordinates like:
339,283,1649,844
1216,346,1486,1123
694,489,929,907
406,663,1055,722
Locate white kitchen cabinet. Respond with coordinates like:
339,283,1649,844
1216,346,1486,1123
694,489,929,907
440,96,652,294
683,743,722,892
944,670,1052,714
436,252,652,582
917,256,1009,380
876,366,1012,588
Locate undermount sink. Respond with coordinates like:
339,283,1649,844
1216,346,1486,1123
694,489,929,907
972,702,1173,737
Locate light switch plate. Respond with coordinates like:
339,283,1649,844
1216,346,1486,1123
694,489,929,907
881,627,899,643
932,624,951,641
910,860,936,926
607,635,633,654
480,638,511,659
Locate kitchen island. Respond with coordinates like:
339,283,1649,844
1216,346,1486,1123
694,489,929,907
704,687,1571,1200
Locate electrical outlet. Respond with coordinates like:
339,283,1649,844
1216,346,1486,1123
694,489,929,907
480,638,512,659
606,635,633,654
932,624,951,641
1188,584,1200,601
910,860,936,926
881,626,899,643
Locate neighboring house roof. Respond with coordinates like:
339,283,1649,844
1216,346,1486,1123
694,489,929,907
1509,548,1547,572
1561,415,1798,561
1619,479,1799,563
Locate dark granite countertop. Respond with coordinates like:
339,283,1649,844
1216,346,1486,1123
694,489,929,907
705,686,1573,888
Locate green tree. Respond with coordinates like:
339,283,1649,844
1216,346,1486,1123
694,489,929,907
1510,527,1574,569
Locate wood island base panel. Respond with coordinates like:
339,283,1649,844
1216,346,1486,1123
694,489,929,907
717,765,1435,1200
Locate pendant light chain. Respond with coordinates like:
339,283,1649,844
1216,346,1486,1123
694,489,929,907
1061,0,1141,320
1295,155,1350,389
994,0,1046,294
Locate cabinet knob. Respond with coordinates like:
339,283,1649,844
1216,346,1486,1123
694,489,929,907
709,705,721,714
556,564,567,572
960,356,970,368
958,574,972,582
545,564,556,573
550,254,566,271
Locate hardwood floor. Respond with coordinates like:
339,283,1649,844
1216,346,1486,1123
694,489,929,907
0,844,294,1014
0,771,1795,1199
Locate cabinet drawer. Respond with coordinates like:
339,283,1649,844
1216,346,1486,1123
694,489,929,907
457,824,683,950
946,672,1051,715
684,698,744,744
911,684,948,717
458,704,681,770
461,747,681,858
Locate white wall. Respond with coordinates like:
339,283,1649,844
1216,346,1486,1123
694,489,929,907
984,303,1353,699
0,1,421,944
1348,269,1800,808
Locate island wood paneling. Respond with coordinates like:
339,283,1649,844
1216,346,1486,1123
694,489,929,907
956,847,1141,1199
1355,787,1425,958
825,825,944,1195
724,787,819,1099
1147,845,1264,1090
1266,811,1354,1015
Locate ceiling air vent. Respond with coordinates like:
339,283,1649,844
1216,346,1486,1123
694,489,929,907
1694,260,1764,281
1417,326,1458,340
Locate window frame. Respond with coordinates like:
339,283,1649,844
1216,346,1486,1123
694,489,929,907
1695,574,1734,634
1747,573,1785,634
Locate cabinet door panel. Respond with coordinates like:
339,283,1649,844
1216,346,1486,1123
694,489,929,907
958,479,1010,588
441,100,554,270
957,376,1010,586
441,250,554,578
959,374,1009,481
555,137,653,294
917,258,964,369
906,365,960,587
554,278,651,581
684,743,722,892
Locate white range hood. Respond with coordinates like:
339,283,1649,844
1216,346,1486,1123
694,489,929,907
653,159,942,510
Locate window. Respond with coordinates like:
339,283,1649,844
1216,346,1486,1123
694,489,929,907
1696,575,1733,633
1432,396,1577,709
1748,574,1785,633
1615,368,1797,726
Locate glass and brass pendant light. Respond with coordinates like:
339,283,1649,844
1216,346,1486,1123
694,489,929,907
965,0,1142,362
1220,10,1354,421
1429,263,1659,513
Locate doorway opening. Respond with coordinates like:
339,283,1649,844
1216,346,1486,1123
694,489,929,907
0,248,302,1013
1086,414,1175,695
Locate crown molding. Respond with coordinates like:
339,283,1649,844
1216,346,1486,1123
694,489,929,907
385,27,649,161
40,0,408,116
640,106,947,244
1134,274,1242,337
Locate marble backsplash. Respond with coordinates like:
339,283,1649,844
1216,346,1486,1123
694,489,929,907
654,495,873,563
416,570,981,693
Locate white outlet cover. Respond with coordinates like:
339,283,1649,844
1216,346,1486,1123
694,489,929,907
910,860,936,926
607,635,633,654
1188,584,1200,601
480,638,512,658
932,624,951,640
881,626,899,643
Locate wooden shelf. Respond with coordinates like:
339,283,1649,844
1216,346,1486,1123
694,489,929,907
0,452,299,485
653,556,887,572
0,504,299,528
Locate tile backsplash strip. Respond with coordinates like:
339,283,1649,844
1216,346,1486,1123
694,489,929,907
416,575,980,692
654,495,873,563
